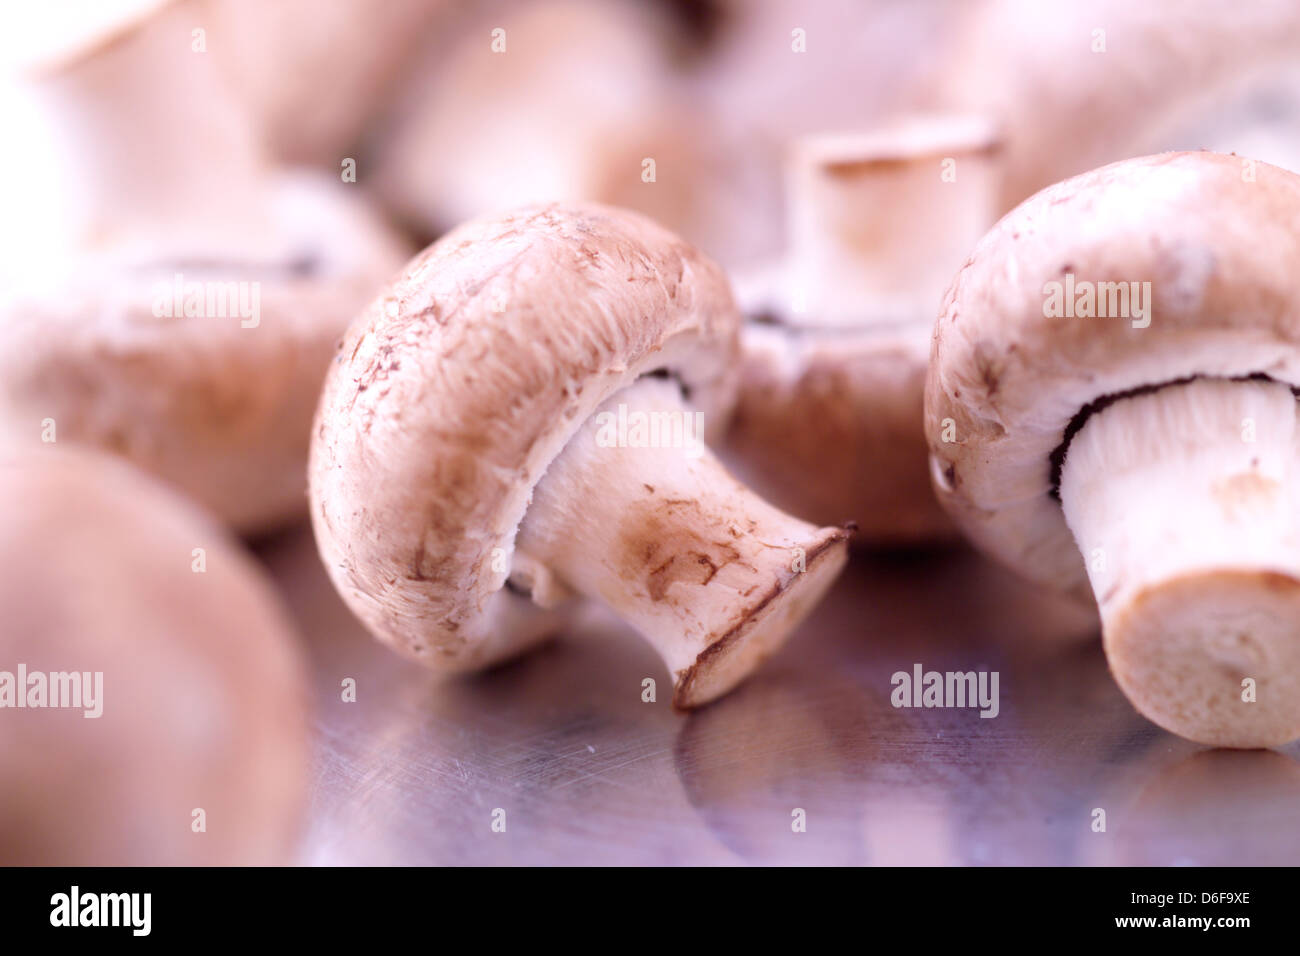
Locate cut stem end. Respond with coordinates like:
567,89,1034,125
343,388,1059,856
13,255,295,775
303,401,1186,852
1061,378,1300,747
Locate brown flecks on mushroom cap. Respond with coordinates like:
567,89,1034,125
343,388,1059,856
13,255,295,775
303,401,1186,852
309,202,743,672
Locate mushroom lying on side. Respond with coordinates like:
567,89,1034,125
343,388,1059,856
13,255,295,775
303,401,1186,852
927,150,1300,748
723,118,1001,543
0,0,409,534
0,446,310,864
310,203,850,708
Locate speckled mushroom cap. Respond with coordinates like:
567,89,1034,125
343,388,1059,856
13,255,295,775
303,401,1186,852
0,173,409,534
310,202,742,672
926,151,1300,598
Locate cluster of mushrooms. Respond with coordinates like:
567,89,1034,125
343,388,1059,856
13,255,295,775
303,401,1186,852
4,0,1300,865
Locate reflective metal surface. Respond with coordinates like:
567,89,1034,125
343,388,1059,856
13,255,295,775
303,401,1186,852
257,526,1300,866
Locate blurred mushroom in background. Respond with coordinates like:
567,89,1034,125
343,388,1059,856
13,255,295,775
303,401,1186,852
0,447,311,865
367,0,965,269
928,0,1300,212
722,118,1002,544
686,0,961,265
205,0,456,166
0,0,410,534
370,0,707,242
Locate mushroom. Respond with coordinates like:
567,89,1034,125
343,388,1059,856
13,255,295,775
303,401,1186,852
677,0,965,267
930,0,1300,211
694,0,957,145
369,0,728,254
204,0,456,165
310,203,850,708
927,150,1300,748
0,445,310,864
0,0,409,533
723,117,1001,542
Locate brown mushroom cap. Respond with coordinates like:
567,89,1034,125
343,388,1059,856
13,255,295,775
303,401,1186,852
0,446,310,864
0,173,409,534
310,202,741,672
927,150,1300,596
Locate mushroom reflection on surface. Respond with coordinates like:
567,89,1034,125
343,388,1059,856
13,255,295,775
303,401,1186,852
1109,750,1300,866
674,667,870,864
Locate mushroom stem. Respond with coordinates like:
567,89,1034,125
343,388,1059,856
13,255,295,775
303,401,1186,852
1059,377,1300,747
516,376,849,708
785,117,999,327
28,0,272,254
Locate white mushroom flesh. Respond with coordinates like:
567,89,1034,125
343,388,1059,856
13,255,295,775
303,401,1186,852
18,0,278,265
785,118,1000,328
1060,377,1300,747
516,375,847,706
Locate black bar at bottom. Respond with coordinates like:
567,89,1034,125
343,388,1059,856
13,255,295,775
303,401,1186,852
0,865,1280,943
